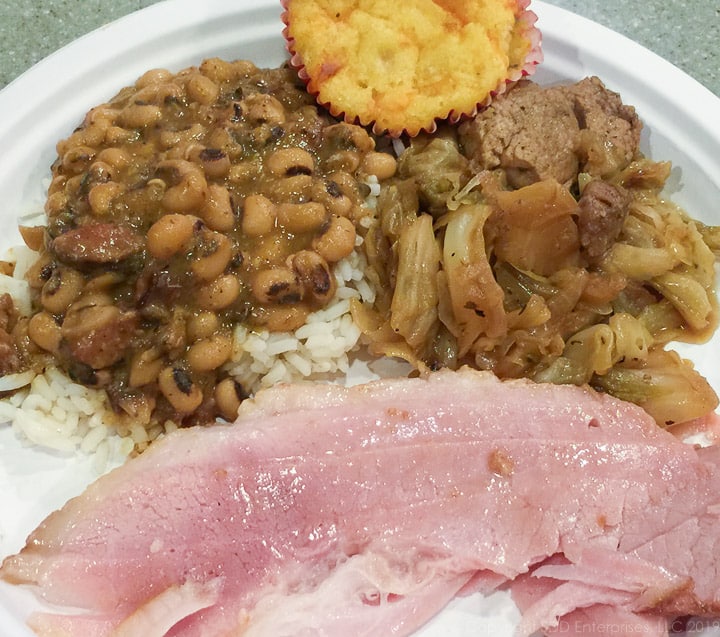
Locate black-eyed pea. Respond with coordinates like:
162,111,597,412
84,272,123,293
118,103,162,129
133,81,183,105
198,58,233,82
158,366,203,414
41,267,85,315
228,159,262,185
360,151,398,180
291,250,336,303
201,184,235,232
27,312,62,354
187,311,220,342
96,147,131,171
128,348,164,388
85,105,119,128
47,175,67,196
186,73,219,105
158,159,208,213
241,93,286,125
45,192,68,217
61,145,95,174
276,202,328,233
135,67,173,88
266,174,314,204
25,253,53,290
147,213,200,260
255,304,309,332
104,125,135,146
214,377,246,421
196,273,242,310
266,147,315,177
326,150,361,173
199,149,231,180
206,127,232,150
313,215,356,263
312,179,354,217
250,267,303,305
190,232,233,282
242,194,276,237
186,333,233,373
327,170,363,202
324,122,375,153
88,182,125,216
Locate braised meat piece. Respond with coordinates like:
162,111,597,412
459,80,580,189
459,77,643,189
569,76,643,177
577,179,631,263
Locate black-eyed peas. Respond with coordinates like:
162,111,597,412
61,145,95,174
196,273,242,310
199,149,232,180
117,103,162,129
40,267,84,314
186,332,233,372
276,202,328,233
242,194,277,237
27,312,62,355
158,366,203,414
201,184,235,231
291,250,336,303
186,311,220,341
214,377,246,421
135,67,173,88
128,348,164,388
360,151,398,180
241,93,286,125
158,159,208,213
22,61,399,428
146,214,200,260
190,231,233,282
250,267,303,305
266,147,315,177
88,181,125,216
313,215,357,263
185,73,220,106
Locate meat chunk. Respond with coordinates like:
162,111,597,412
459,77,643,188
577,179,631,263
2,368,720,637
569,76,642,177
51,223,145,266
61,300,139,370
459,80,581,188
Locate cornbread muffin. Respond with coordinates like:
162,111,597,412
282,0,542,136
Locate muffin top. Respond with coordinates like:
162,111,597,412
283,0,543,136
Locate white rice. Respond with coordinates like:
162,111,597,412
0,216,378,467
224,238,373,393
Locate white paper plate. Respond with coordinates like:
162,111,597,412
0,1,719,635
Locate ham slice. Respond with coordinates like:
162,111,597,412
2,367,720,636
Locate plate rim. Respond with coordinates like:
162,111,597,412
0,2,719,636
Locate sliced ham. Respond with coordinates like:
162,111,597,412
2,368,720,636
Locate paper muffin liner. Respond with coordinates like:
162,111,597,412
282,0,543,137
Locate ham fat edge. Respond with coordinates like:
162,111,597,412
2,367,720,637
